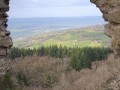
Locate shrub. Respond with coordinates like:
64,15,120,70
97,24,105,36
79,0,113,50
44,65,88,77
16,71,28,86
44,73,57,88
0,72,16,90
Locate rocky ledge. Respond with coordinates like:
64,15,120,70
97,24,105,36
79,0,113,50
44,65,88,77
91,0,120,58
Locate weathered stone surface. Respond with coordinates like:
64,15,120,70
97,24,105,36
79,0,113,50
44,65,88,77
0,48,6,56
102,73,120,90
0,31,6,37
0,0,12,77
0,0,9,8
91,0,120,58
108,9,120,23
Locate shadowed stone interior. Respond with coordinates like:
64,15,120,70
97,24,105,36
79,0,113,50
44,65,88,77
0,0,120,78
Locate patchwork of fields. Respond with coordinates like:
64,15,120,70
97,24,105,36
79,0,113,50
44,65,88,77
13,25,111,48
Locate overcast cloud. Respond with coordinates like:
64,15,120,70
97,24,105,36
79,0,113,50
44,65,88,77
9,0,102,18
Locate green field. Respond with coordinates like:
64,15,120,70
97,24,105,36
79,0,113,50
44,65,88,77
13,25,111,48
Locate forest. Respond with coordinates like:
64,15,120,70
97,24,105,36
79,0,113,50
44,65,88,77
10,45,112,71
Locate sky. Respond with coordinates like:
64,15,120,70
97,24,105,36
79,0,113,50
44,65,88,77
8,0,102,18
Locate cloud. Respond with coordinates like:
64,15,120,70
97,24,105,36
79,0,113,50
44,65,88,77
9,6,102,18
10,0,93,8
9,0,101,18
31,0,39,3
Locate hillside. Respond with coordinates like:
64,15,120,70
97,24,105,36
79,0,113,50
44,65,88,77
3,43,111,90
11,55,120,90
3,25,115,90
13,25,111,48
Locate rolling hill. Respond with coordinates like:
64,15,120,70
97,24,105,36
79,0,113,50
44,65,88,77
13,25,111,48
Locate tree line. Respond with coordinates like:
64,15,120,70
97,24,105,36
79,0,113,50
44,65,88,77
10,45,112,71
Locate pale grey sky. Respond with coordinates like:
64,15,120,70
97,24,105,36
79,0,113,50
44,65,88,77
8,0,102,18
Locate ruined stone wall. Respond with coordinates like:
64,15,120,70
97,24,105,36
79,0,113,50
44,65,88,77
0,0,12,77
90,0,120,58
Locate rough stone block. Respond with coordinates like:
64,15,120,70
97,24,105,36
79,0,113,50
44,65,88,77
108,9,120,23
0,0,11,77
0,48,6,56
0,13,8,18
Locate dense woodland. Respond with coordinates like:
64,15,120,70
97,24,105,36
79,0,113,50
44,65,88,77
10,45,112,71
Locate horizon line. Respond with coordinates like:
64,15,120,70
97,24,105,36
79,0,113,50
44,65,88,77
8,16,103,19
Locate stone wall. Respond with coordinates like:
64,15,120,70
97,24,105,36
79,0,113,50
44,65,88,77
0,0,12,77
90,0,120,58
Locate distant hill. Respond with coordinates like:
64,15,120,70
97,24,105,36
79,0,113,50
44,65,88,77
8,16,105,39
13,25,111,48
